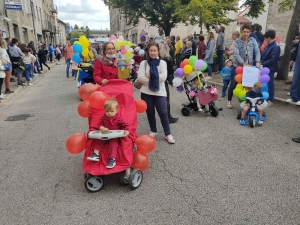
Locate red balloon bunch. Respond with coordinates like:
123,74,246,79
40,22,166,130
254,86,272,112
89,91,110,109
132,135,156,171
78,83,100,100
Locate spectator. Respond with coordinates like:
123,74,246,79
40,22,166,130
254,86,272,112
197,35,206,60
55,45,62,62
204,32,215,79
27,41,42,75
215,26,225,73
226,24,261,109
9,38,25,86
227,31,240,60
48,44,54,62
0,38,14,94
187,34,197,55
250,25,262,48
175,36,182,68
181,41,192,60
37,46,50,71
133,49,142,65
63,41,74,77
93,42,118,86
154,28,165,44
260,24,281,52
136,42,175,143
261,30,281,107
22,47,36,86
253,24,264,44
166,38,175,64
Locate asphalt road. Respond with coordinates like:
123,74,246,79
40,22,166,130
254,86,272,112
1,64,300,225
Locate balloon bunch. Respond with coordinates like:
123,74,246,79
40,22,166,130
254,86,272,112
172,56,208,89
66,83,148,154
72,36,90,64
109,35,135,67
232,66,270,108
132,134,156,171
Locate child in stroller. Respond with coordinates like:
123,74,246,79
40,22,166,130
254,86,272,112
181,70,219,117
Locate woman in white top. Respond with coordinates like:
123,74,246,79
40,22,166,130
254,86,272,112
154,28,165,44
23,48,36,86
137,43,175,144
0,38,13,97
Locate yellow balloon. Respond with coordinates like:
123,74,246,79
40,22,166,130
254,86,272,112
236,83,243,90
79,36,89,49
128,41,132,46
116,40,123,46
125,51,131,57
183,65,193,75
74,41,81,45
82,48,89,57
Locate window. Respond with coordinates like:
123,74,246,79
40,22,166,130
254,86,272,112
39,8,42,21
36,6,39,21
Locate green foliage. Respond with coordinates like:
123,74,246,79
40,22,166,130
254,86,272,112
67,31,85,40
102,0,184,36
80,26,85,30
74,24,79,30
85,26,91,38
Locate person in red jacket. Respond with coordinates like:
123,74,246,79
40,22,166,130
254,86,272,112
93,42,119,85
87,98,130,169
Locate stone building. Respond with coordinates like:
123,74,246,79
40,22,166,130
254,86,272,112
0,0,66,45
57,19,67,45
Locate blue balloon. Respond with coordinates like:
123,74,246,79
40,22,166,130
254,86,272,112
73,44,83,54
72,54,81,64
262,83,268,92
262,91,269,99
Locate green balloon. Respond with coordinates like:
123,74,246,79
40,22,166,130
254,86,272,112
115,45,120,50
238,98,245,103
233,88,241,97
125,56,131,63
124,41,128,46
238,90,247,99
189,55,198,66
201,62,208,71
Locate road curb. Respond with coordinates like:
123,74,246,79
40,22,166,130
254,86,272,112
0,62,58,104
207,80,300,106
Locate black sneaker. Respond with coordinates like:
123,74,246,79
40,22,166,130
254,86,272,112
292,137,300,143
87,153,100,162
169,116,179,124
10,78,16,82
106,158,116,168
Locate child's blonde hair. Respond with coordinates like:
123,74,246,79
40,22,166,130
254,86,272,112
253,82,263,90
0,38,7,49
104,98,118,111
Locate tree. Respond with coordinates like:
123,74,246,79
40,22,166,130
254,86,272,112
85,26,91,38
80,26,85,30
177,0,238,34
103,0,183,36
67,31,85,40
241,0,300,80
74,24,79,30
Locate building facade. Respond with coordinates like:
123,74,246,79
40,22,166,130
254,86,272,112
0,0,66,45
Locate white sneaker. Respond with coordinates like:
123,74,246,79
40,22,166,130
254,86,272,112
287,92,290,96
149,132,157,137
258,120,263,125
27,82,32,86
297,101,300,106
165,134,175,144
286,99,292,102
0,94,7,99
33,73,37,76
267,100,273,107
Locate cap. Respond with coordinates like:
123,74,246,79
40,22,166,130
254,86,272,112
225,59,232,64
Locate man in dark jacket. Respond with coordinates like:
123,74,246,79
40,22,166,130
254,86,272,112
188,34,197,56
261,30,281,107
27,41,41,74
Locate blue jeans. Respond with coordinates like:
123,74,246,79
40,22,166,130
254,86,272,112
267,71,275,102
66,58,71,77
222,79,230,94
290,49,300,102
217,49,224,71
141,93,171,135
35,60,41,73
207,63,212,77
72,69,77,77
227,66,237,101
24,64,32,82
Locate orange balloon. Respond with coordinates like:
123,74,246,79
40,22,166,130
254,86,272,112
183,59,189,63
235,74,243,83
78,83,99,100
135,99,147,113
135,134,156,153
66,133,87,154
132,151,150,171
89,91,110,109
77,100,92,118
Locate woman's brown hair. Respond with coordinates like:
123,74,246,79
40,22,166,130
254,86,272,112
102,41,115,55
0,38,7,49
146,42,160,58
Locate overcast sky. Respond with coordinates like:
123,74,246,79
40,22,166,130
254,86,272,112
54,0,110,30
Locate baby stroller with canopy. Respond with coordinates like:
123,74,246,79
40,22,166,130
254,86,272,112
181,71,219,117
76,62,94,88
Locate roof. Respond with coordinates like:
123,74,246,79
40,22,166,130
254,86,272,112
57,18,66,25
237,16,251,23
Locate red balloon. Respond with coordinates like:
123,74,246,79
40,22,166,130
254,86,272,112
235,74,243,83
89,91,110,109
235,66,243,74
135,134,156,153
77,100,92,118
95,84,101,91
180,61,189,69
78,83,99,100
132,151,150,171
135,100,147,113
66,133,87,154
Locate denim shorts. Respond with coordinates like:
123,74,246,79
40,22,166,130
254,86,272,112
4,64,11,71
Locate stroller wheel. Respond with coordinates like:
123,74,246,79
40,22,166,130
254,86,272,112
181,107,190,116
119,171,129,186
209,105,219,117
84,174,104,192
128,169,143,190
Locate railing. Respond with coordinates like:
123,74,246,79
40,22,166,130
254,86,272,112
42,20,53,32
51,4,57,13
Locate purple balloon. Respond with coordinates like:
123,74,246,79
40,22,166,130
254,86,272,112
176,85,183,93
194,60,205,70
260,74,270,83
175,68,184,77
260,67,270,75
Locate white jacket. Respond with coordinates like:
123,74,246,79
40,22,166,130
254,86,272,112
0,60,6,78
0,47,11,63
137,60,167,97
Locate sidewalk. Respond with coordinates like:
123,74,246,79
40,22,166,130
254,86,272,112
0,61,59,104
205,71,298,105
